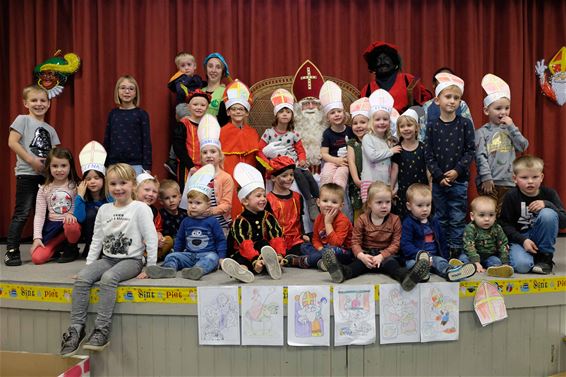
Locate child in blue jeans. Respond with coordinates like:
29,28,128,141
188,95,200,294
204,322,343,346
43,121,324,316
499,155,566,274
147,164,226,280
400,184,476,282
424,73,475,257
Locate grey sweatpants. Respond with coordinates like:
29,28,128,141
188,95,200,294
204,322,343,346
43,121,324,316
71,257,143,332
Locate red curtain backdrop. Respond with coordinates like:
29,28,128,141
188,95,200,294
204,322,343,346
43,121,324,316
1,0,565,237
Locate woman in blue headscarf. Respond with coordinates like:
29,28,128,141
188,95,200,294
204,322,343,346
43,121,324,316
202,52,231,126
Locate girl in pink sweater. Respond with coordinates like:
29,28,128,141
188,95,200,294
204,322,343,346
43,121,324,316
31,147,81,264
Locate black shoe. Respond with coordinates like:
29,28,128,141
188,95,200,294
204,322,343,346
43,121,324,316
415,250,431,282
58,243,80,263
284,254,300,267
4,248,22,266
60,326,86,357
401,259,430,291
532,253,554,274
322,249,345,283
83,328,110,351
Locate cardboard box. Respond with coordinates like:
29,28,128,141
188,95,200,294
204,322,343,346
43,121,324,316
0,351,89,377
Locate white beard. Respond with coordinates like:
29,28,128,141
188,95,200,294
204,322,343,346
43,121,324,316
551,77,566,106
294,105,326,166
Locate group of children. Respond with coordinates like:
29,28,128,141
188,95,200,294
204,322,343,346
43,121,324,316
5,60,565,357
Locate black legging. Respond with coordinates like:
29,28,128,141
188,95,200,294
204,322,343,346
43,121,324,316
345,251,407,282
294,168,319,200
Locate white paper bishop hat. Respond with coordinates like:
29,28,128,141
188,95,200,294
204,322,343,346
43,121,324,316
271,88,295,115
350,97,370,119
369,89,394,117
79,141,107,176
435,72,465,97
319,80,343,115
198,114,221,149
234,163,265,201
482,74,511,107
187,164,215,198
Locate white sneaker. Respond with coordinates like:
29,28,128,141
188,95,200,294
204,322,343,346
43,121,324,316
260,246,282,280
221,258,254,283
447,263,477,282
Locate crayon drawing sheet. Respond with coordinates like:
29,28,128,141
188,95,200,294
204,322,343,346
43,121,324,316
334,285,376,346
474,281,508,327
287,286,330,346
420,282,459,342
197,286,240,345
379,284,420,344
241,286,284,346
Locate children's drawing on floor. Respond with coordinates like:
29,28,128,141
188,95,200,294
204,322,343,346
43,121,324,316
334,285,376,345
241,286,284,345
379,284,420,344
420,282,459,342
198,286,240,345
287,286,330,346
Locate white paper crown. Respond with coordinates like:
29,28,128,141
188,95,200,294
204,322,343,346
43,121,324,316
198,114,221,149
79,141,107,175
234,163,265,201
319,80,343,115
482,74,511,107
224,80,251,112
435,72,465,97
187,164,215,198
369,89,394,117
400,108,419,122
271,88,295,115
350,97,370,119
136,171,155,184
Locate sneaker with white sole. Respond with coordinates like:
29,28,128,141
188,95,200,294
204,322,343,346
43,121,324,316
532,253,554,275
317,259,328,272
181,267,204,280
531,262,553,275
221,258,255,283
322,249,345,283
83,328,110,352
4,248,22,266
147,265,177,279
447,262,477,282
486,265,514,278
260,246,282,280
60,326,85,357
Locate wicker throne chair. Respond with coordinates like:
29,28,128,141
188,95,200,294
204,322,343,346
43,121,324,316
248,76,360,136
247,75,360,230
